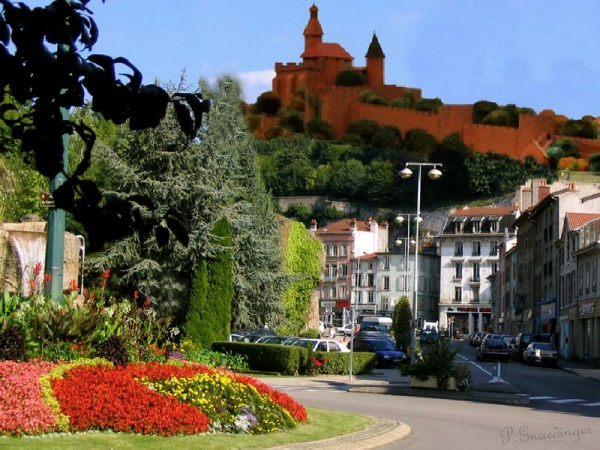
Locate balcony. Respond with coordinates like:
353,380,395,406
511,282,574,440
468,277,481,286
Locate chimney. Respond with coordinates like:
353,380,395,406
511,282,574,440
350,218,358,231
309,219,317,232
539,179,551,200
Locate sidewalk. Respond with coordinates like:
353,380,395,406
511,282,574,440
558,358,600,382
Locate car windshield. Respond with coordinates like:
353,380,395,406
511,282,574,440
485,339,505,347
533,343,556,351
366,340,396,351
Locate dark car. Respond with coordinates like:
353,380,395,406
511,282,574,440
419,329,439,345
522,342,559,367
512,333,551,361
476,338,510,362
472,332,488,348
350,338,407,366
501,335,516,357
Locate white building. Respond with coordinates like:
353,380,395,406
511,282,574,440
437,206,518,335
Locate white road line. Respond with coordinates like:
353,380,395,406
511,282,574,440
581,402,600,406
457,353,492,376
548,399,585,404
529,396,557,400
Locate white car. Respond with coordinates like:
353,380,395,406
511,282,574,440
294,338,350,352
336,324,359,337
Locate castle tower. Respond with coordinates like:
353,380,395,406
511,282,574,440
303,4,323,51
365,33,385,86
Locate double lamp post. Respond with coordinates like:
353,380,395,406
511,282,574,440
398,162,442,364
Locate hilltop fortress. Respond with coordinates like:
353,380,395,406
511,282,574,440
264,4,600,163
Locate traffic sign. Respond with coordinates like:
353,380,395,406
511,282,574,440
40,192,55,208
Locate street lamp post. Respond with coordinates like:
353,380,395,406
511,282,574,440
349,248,364,381
399,162,442,364
395,214,420,296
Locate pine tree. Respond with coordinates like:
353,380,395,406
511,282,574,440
393,296,412,352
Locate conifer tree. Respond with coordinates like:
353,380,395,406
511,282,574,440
393,296,412,352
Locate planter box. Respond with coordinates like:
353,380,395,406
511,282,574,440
410,376,456,390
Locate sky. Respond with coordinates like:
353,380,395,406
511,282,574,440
20,1,600,119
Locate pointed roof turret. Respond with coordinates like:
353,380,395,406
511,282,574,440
365,32,385,58
303,3,324,43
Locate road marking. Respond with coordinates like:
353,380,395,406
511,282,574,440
547,398,585,404
457,354,492,376
529,396,556,400
581,402,600,406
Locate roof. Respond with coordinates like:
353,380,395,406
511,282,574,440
365,33,385,58
565,212,600,230
355,252,378,260
301,43,352,60
316,218,383,233
450,206,517,217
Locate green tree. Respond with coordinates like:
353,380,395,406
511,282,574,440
183,258,214,348
278,220,322,335
252,91,282,116
328,159,366,198
306,118,333,140
206,217,234,342
416,97,443,113
473,100,499,124
365,159,398,205
279,111,304,133
346,120,380,145
590,153,600,172
392,297,412,353
372,125,403,150
404,129,437,155
560,119,597,139
481,109,511,127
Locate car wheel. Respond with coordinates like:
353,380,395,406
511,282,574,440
526,358,531,366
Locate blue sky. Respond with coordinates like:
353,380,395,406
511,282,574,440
24,1,600,119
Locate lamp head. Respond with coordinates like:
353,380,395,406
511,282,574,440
394,214,405,224
414,216,423,223
399,167,412,179
428,166,442,180
395,238,403,246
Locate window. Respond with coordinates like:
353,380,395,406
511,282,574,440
490,262,499,274
327,245,338,257
341,263,348,278
489,241,498,256
383,257,390,270
472,241,481,256
593,258,598,291
381,297,390,311
472,263,481,281
473,221,481,233
340,285,347,299
340,245,347,257
490,220,499,233
454,262,463,280
455,241,463,256
455,221,464,233
368,292,375,304
383,276,390,290
354,273,362,287
367,273,374,287
454,287,462,302
330,286,337,299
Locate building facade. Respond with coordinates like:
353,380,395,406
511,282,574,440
437,206,518,335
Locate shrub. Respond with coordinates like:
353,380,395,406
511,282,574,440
335,70,365,86
96,335,129,366
279,111,305,133
253,91,282,116
389,97,412,109
211,342,307,375
0,325,26,361
306,118,333,140
298,328,319,338
401,339,458,389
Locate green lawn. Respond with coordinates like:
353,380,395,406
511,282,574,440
0,407,373,450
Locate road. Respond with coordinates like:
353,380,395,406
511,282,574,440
274,339,599,448
286,389,597,449
457,340,600,417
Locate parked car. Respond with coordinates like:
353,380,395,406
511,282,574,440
349,337,407,366
512,333,551,361
293,338,350,353
476,338,510,362
255,335,296,344
522,342,559,367
472,332,489,348
336,324,359,337
501,335,516,357
419,329,439,345
453,329,464,339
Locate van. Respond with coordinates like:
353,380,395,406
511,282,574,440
360,316,393,329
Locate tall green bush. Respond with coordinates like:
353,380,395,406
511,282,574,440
207,217,234,342
392,297,412,352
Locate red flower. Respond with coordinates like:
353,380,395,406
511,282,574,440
33,262,42,277
44,273,52,284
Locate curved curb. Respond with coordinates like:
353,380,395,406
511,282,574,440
267,417,411,449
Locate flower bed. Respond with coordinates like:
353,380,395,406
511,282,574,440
0,359,307,437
